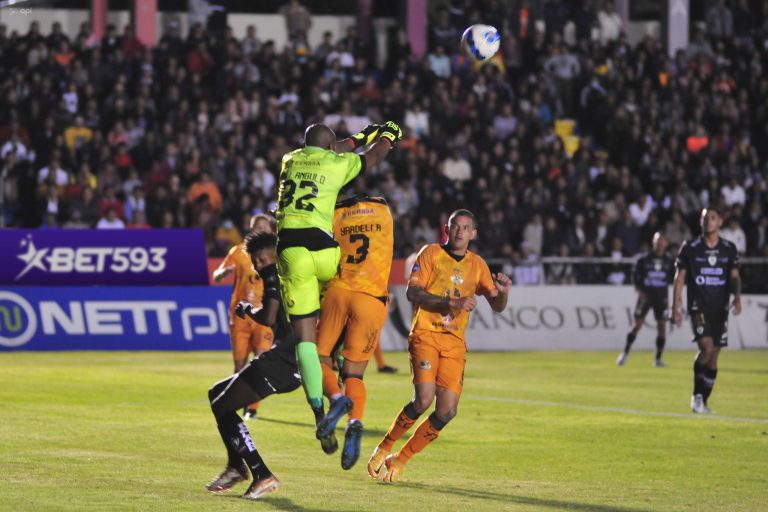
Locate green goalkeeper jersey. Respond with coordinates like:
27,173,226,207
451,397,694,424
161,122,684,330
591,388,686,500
275,146,364,235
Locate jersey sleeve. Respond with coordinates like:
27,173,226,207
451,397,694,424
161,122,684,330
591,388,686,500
222,245,240,267
340,152,364,186
675,242,690,270
731,244,740,270
262,270,280,302
408,245,435,288
475,257,497,296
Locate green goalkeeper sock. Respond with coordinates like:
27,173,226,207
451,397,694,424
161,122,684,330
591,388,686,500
296,341,324,410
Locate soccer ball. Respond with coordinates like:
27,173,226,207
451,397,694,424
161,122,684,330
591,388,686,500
460,24,501,63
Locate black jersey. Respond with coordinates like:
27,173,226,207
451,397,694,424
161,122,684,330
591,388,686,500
258,263,296,355
676,237,739,315
633,251,675,299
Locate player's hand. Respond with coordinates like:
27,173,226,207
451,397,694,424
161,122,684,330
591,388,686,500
493,272,512,294
235,301,261,321
671,307,683,326
350,124,381,149
732,298,742,316
451,296,477,312
379,121,403,145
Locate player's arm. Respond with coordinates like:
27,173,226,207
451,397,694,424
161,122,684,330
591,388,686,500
485,272,512,312
235,298,278,326
671,267,686,326
730,267,742,315
335,124,381,153
360,121,402,168
406,284,476,312
212,260,236,282
633,260,644,296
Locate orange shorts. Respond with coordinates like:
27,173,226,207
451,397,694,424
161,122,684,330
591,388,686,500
231,314,274,361
409,330,466,395
317,286,388,363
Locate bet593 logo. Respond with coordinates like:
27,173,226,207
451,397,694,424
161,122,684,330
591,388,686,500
16,235,167,280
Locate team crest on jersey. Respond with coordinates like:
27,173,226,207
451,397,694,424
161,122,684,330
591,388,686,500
654,261,661,271
451,270,464,285
708,255,717,266
419,360,432,370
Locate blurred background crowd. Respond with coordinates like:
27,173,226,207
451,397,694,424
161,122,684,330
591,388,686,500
1,0,767,286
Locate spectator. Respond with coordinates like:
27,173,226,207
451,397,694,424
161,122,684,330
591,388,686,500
279,0,312,40
707,0,733,40
127,210,150,229
720,218,747,254
428,45,451,78
96,207,126,229
628,194,655,226
404,103,430,140
522,213,544,256
251,157,275,198
513,242,543,286
721,175,746,206
597,1,623,44
188,173,223,213
441,148,472,182
665,211,693,248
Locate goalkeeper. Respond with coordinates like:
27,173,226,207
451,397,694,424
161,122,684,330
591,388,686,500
274,121,402,445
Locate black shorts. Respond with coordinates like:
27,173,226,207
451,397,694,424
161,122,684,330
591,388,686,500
634,294,668,322
239,347,301,398
689,310,728,347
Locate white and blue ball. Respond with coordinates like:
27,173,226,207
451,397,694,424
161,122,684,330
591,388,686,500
460,24,501,63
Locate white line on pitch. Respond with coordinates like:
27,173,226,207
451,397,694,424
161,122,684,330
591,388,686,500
464,395,768,424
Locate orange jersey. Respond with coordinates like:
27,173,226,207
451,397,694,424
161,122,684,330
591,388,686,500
409,244,496,341
329,196,393,299
222,243,263,312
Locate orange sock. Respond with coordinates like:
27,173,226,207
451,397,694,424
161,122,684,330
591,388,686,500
247,401,260,411
374,344,386,369
379,408,417,451
344,377,366,421
321,362,342,398
397,416,442,463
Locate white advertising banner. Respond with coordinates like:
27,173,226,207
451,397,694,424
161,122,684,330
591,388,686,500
380,286,768,352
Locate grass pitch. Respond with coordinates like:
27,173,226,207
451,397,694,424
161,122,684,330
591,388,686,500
0,350,766,512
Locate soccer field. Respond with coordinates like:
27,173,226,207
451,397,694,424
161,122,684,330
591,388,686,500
1,350,766,512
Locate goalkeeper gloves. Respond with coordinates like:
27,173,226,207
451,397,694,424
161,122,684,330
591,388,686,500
235,301,261,322
349,124,382,149
379,121,403,145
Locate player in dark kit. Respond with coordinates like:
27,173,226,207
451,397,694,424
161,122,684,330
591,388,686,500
617,232,675,367
205,231,301,500
672,207,741,414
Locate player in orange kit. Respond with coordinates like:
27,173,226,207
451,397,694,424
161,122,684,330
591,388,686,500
367,209,511,482
314,195,394,469
213,214,276,419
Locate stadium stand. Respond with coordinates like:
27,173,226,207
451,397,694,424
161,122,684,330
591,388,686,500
0,1,766,275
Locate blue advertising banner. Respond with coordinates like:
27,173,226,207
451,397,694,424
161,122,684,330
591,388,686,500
0,229,208,285
0,287,232,351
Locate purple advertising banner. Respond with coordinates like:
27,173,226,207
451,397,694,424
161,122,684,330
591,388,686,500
0,229,208,285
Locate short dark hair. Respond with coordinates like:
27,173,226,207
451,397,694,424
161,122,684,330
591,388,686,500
448,209,477,228
244,231,277,255
304,123,335,148
703,205,722,217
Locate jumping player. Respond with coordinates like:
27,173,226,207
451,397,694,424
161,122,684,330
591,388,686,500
367,209,512,483
206,231,300,500
274,121,401,438
212,214,276,419
315,195,394,470
617,232,675,367
672,207,741,414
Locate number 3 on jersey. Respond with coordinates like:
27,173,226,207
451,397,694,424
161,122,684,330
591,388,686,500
346,233,369,264
279,179,318,211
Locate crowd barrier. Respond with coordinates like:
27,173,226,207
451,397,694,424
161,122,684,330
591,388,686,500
0,229,209,286
380,286,768,352
0,287,231,351
3,284,766,352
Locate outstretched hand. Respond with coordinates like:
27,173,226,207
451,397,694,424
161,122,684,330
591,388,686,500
493,272,512,294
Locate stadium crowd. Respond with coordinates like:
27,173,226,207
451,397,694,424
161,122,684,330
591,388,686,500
1,1,767,285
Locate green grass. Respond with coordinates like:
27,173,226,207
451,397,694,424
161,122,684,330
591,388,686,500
0,350,766,512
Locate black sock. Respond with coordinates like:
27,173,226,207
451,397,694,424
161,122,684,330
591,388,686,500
218,411,272,480
312,405,325,425
624,332,637,353
655,336,665,360
702,368,718,403
403,401,422,421
693,362,707,396
428,412,447,431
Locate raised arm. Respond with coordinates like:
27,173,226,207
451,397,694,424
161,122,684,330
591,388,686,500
485,272,512,313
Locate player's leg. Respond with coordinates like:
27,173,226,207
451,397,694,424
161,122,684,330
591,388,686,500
369,335,438,479
619,295,647,365
653,317,667,367
231,319,259,418
692,335,717,413
206,374,264,493
243,323,275,420
375,343,397,373
385,345,464,483
277,246,328,421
